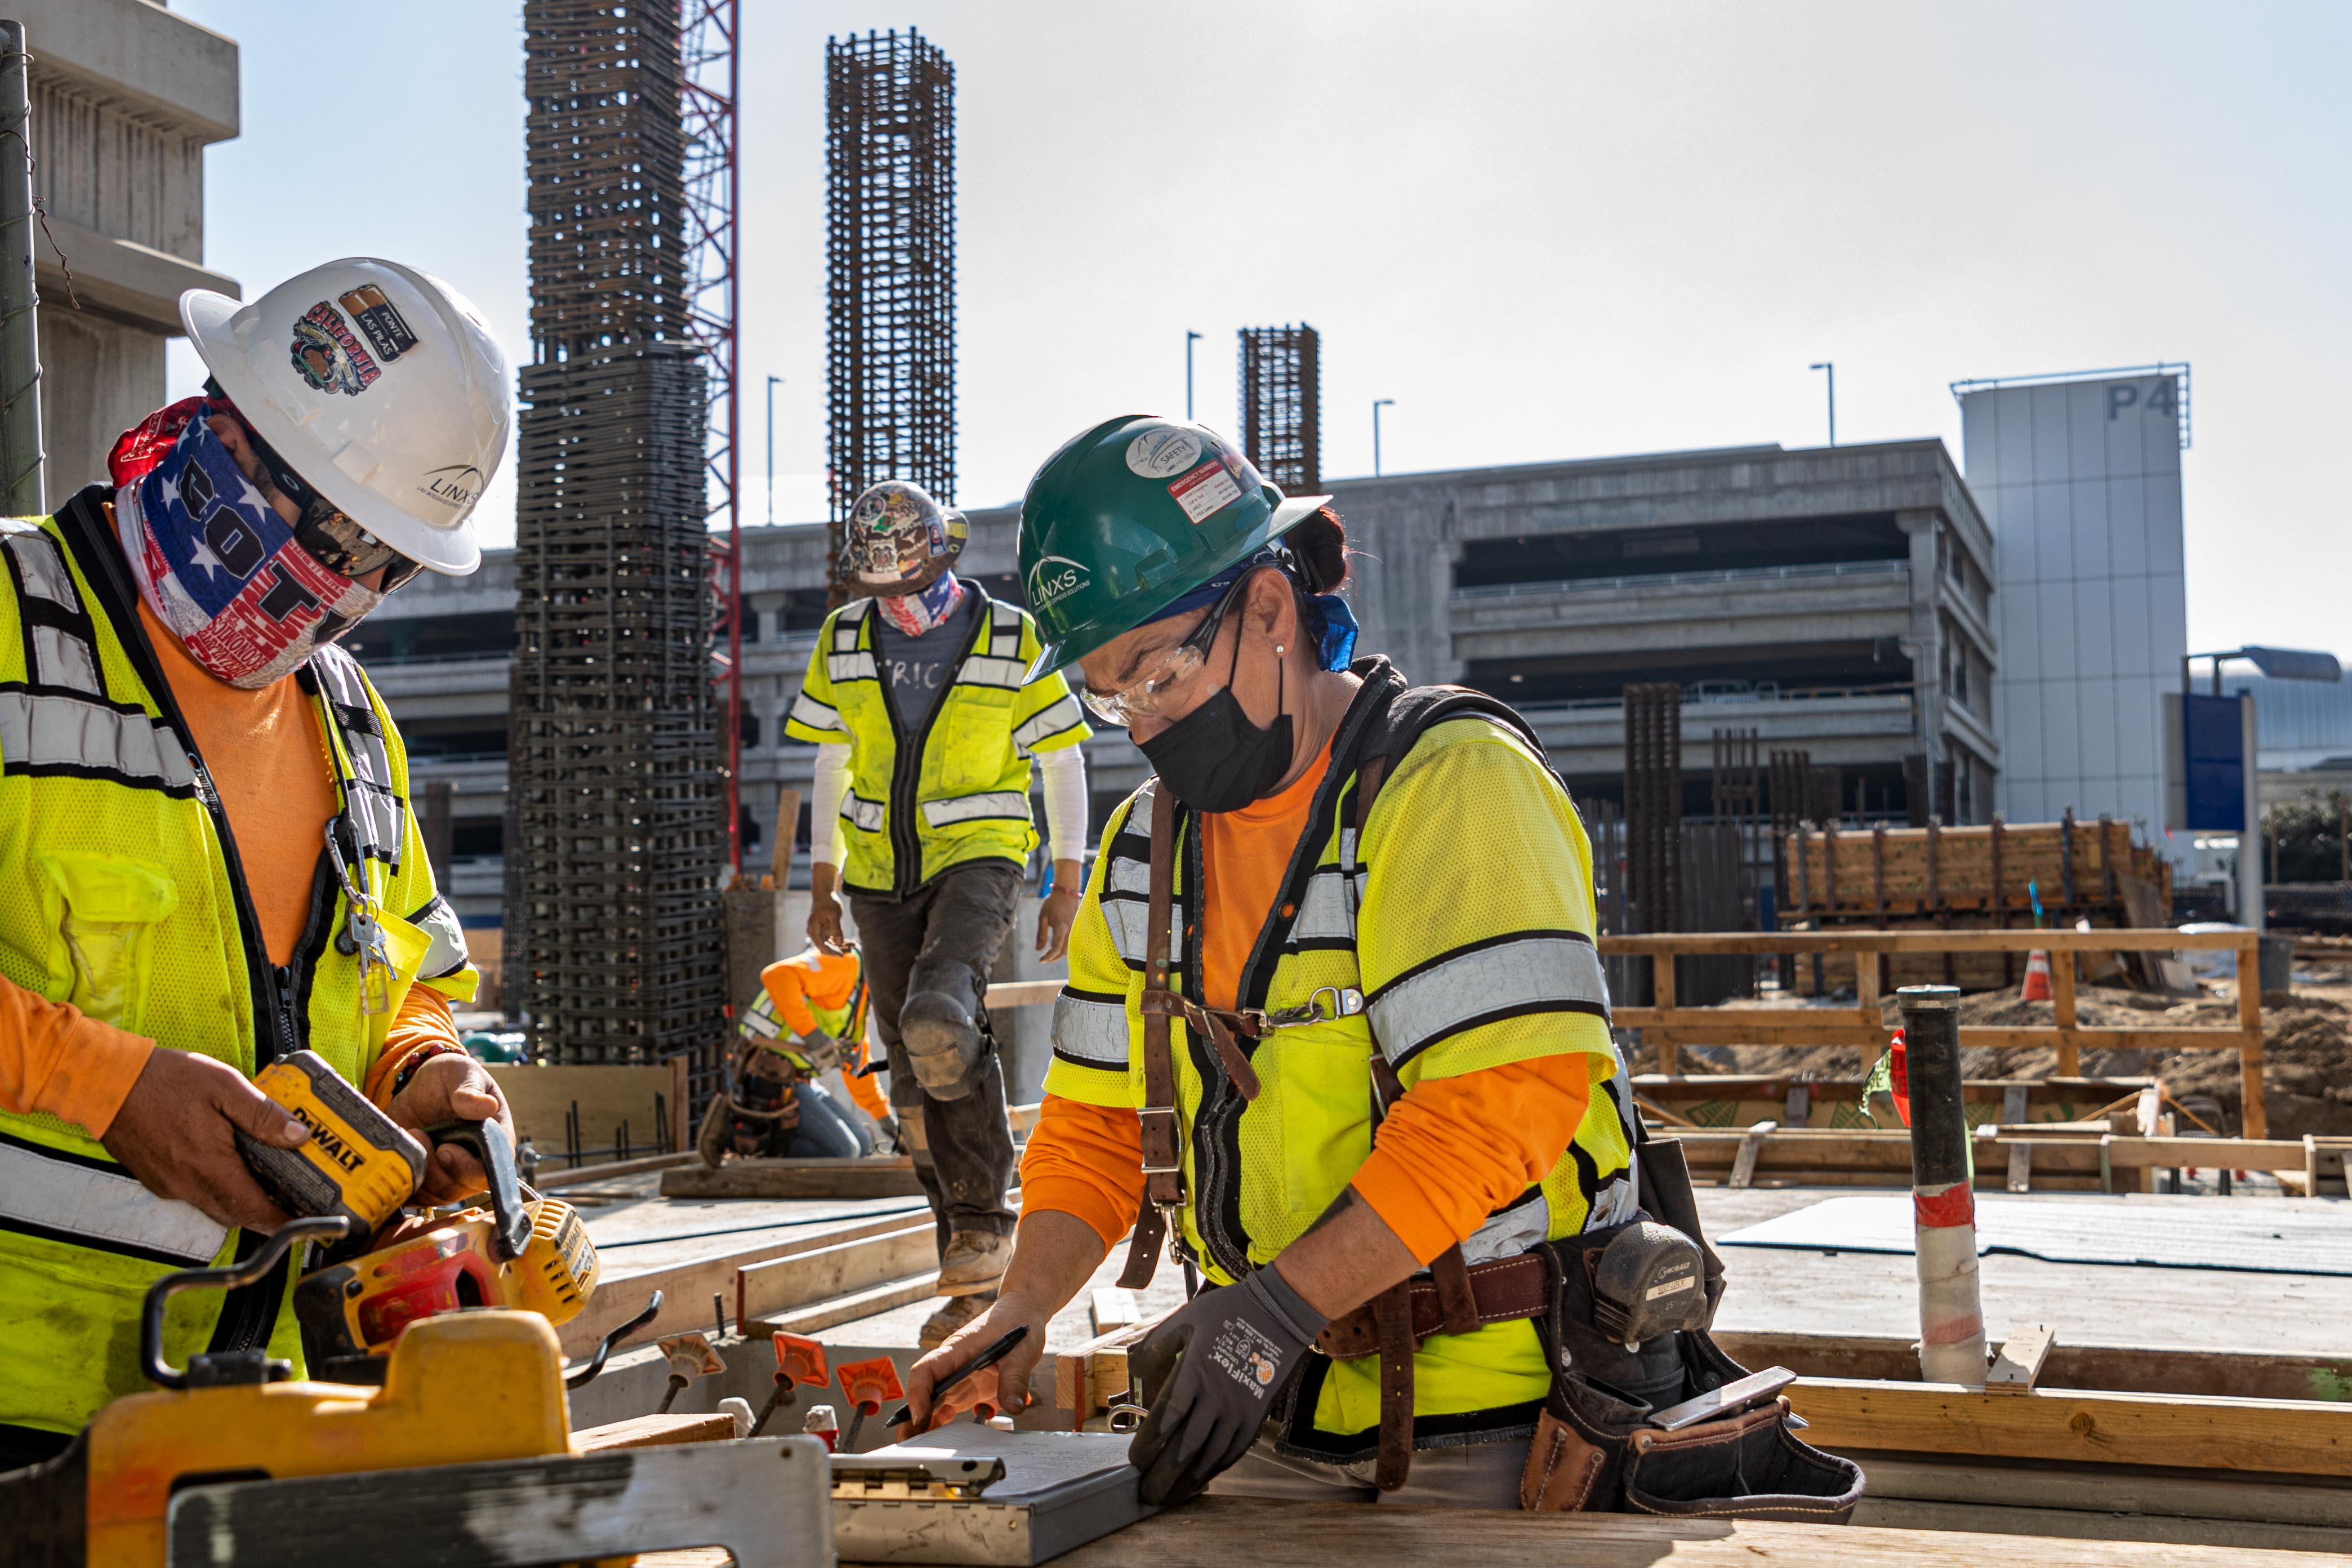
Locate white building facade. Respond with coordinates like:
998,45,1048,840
1957,366,2190,866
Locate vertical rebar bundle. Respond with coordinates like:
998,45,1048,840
1623,683,1682,935
1238,324,1320,496
826,29,955,603
514,0,725,1097
0,21,43,515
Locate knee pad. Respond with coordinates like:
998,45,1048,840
898,990,982,1100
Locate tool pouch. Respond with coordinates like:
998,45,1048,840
1521,1215,1864,1522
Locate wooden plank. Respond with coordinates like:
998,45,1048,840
660,1157,925,1200
2003,1085,2032,1193
1710,1331,2352,1403
1026,1496,2327,1567
1986,1324,2055,1394
562,1210,924,1357
986,978,1063,1009
2238,939,2269,1140
537,1151,696,1190
2052,941,2081,1075
1729,1119,1777,1188
768,786,800,885
734,1224,937,1322
1090,1287,1141,1335
1787,1377,2352,1477
1603,928,2255,955
571,1411,737,1451
748,1271,940,1338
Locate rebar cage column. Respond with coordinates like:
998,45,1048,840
825,29,956,604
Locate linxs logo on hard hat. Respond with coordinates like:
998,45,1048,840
1026,554,1091,609
421,462,484,512
290,301,382,397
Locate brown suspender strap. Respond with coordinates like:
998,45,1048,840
1118,785,1184,1291
1355,749,1478,1491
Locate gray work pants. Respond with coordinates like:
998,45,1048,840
1207,1431,1531,1508
851,861,1020,1248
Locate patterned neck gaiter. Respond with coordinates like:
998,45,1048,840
875,571,965,638
109,398,384,689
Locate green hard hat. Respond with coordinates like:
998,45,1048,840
1019,415,1330,679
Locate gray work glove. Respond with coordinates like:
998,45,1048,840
1128,1266,1329,1508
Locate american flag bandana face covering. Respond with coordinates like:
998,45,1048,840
110,399,385,689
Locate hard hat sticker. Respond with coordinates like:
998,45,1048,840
1126,429,1202,479
1168,458,1241,525
1026,554,1092,609
338,284,420,362
290,302,382,397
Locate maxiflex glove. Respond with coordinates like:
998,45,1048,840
1127,1265,1329,1507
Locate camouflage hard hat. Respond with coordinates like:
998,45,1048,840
845,480,966,586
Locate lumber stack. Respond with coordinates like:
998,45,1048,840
1779,812,2174,993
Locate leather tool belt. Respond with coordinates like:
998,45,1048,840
1313,1252,1547,1358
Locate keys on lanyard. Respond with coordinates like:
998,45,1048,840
324,818,394,1015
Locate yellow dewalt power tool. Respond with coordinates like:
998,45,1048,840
235,1049,601,1379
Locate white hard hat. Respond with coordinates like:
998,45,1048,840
180,257,511,577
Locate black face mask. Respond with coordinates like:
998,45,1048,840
1138,622,1293,814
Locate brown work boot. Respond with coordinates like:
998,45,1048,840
935,1229,1013,1297
919,1290,995,1349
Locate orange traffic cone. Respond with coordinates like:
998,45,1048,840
2021,947,2053,1003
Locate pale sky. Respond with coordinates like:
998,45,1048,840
168,1,2350,656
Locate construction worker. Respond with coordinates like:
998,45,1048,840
0,260,513,1466
902,417,1637,1507
700,944,891,1163
785,479,1092,1347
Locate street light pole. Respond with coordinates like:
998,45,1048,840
1810,362,1836,447
765,374,782,528
1373,398,1395,477
1185,331,1202,420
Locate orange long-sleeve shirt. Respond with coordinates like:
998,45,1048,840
1019,734,1593,1263
0,604,457,1138
760,948,889,1122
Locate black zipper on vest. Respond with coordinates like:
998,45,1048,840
51,488,297,1353
875,588,985,898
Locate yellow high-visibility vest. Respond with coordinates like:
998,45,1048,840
1043,665,1634,1451
0,492,475,1435
783,589,1089,896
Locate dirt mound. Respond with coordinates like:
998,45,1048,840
1632,981,2352,1139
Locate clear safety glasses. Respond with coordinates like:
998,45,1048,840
1079,574,1248,728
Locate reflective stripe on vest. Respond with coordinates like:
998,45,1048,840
920,789,1029,828
1364,930,1611,1067
0,1133,228,1267
0,689,199,794
841,790,884,832
828,601,878,683
1013,692,1084,752
1050,985,1129,1068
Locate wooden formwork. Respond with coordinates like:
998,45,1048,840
1603,927,2270,1136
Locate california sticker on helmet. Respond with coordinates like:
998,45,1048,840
289,301,382,397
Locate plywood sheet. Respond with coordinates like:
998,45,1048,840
1720,1194,2352,1276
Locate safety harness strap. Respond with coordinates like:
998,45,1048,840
1118,781,1183,1290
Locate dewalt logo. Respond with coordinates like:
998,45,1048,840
292,1104,368,1174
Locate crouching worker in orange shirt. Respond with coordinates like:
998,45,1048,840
700,944,894,1164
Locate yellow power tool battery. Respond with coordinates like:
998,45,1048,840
236,1050,427,1235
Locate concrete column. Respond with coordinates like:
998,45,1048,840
1896,509,1945,810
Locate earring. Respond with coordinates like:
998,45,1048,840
1275,645,1285,656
